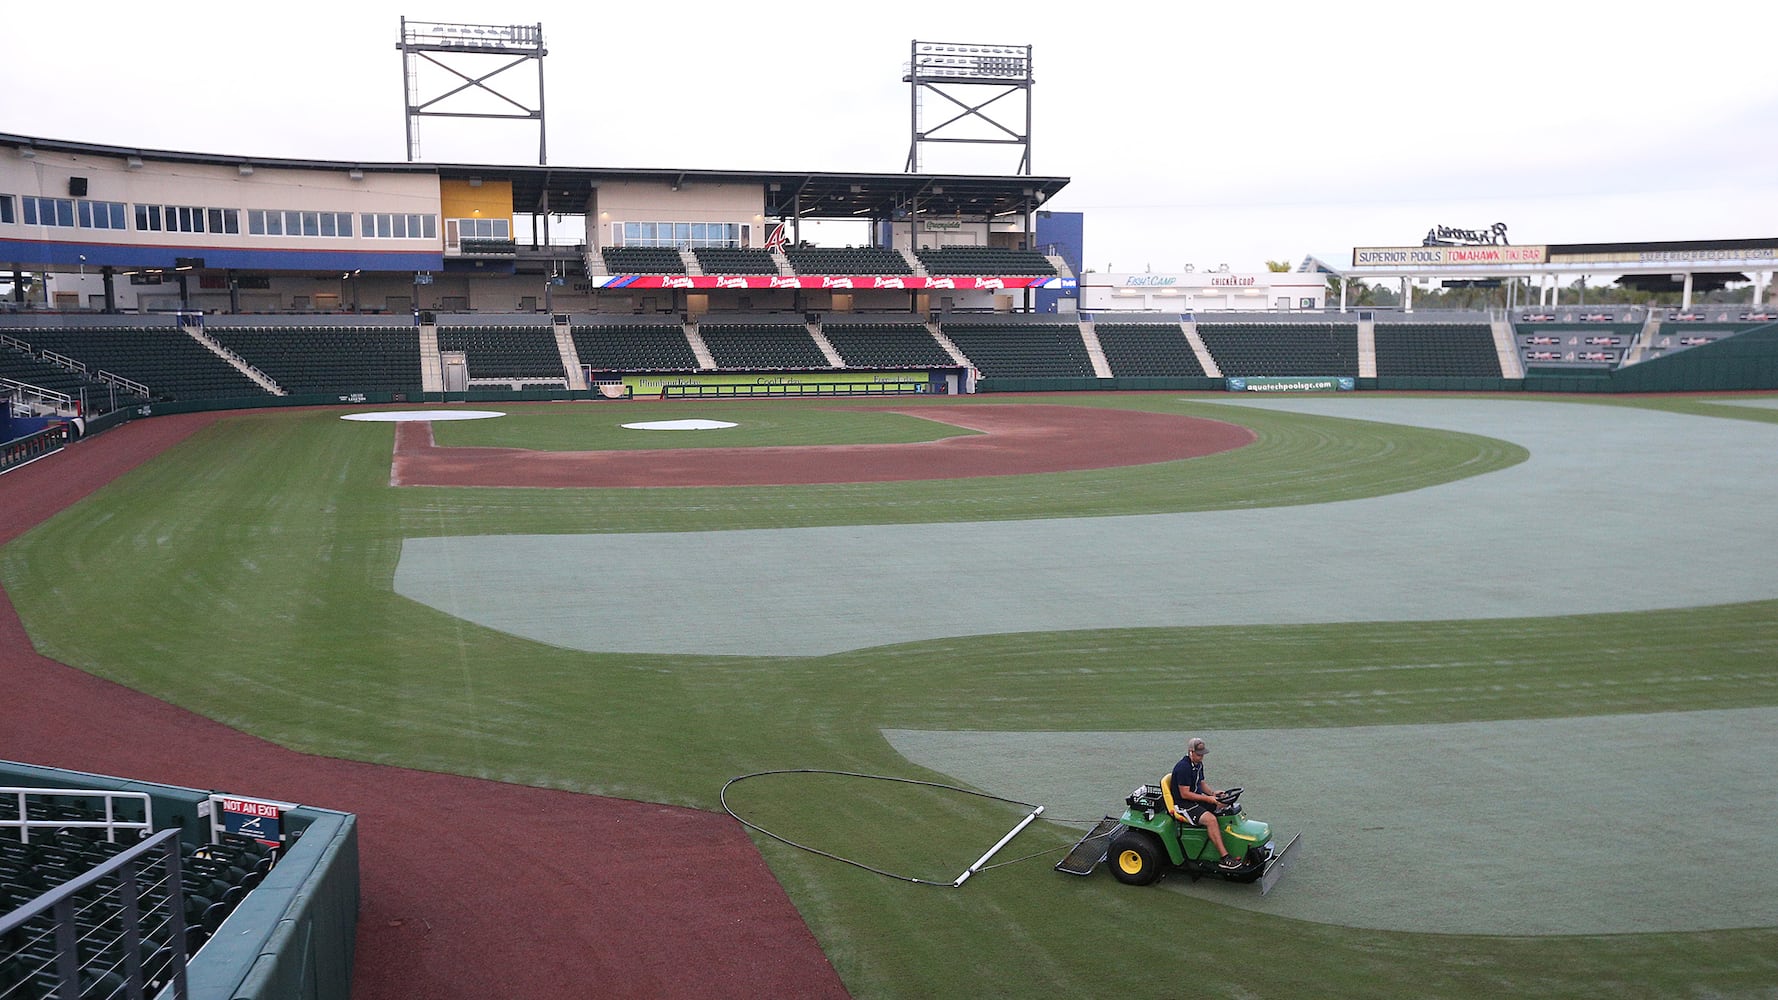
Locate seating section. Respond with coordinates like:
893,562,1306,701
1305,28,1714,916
209,325,422,395
1094,322,1206,377
458,237,516,256
1,339,144,411
1511,323,1640,369
821,322,954,368
571,323,700,372
1196,323,1358,377
601,247,687,274
436,325,565,379
0,795,281,997
915,247,1056,275
14,326,264,401
693,248,779,275
784,247,912,276
940,321,1093,378
1373,323,1502,377
1646,322,1762,361
698,320,830,369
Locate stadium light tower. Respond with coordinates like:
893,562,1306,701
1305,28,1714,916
904,41,1034,175
397,18,548,164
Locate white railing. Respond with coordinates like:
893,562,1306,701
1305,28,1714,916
0,786,154,844
97,370,151,397
41,350,86,373
0,377,74,411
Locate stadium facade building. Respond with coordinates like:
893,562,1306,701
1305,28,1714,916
1316,227,1777,310
0,132,1074,317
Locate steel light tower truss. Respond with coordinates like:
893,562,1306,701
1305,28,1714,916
397,18,548,164
904,41,1033,175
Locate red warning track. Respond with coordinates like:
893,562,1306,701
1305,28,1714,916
392,404,1255,488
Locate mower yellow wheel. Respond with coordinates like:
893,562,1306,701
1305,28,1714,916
1107,829,1163,885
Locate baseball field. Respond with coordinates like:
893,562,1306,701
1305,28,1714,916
3,391,1776,998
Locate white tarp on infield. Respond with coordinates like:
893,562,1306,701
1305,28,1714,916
394,398,1778,657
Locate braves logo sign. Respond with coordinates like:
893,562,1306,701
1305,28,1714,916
763,222,789,252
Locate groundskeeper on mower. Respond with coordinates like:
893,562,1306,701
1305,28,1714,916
1056,774,1302,894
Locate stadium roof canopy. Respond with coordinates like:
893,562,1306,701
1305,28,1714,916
4,133,1070,221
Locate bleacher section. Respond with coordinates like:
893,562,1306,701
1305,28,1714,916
13,325,263,401
0,794,280,996
435,324,565,380
601,247,687,274
1514,324,1641,370
915,247,1056,276
784,247,912,276
1373,322,1503,377
571,320,700,372
692,248,779,275
821,320,954,368
1093,321,1206,377
208,325,422,395
1,337,141,411
1196,322,1358,377
698,318,831,369
1644,319,1768,362
941,320,1093,379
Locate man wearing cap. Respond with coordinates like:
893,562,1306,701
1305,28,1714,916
1172,737,1242,870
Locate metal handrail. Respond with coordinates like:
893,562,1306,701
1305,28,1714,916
0,827,190,1000
0,787,154,844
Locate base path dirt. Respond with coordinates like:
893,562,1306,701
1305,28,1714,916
393,403,1256,487
0,415,848,999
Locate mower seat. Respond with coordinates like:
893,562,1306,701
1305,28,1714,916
1160,773,1194,823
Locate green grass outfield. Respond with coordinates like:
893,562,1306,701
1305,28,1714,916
5,393,1778,998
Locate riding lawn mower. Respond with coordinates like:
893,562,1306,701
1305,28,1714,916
1057,773,1301,894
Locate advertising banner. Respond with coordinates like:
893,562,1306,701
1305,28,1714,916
585,275,1075,290
621,371,933,397
1226,376,1356,393
1352,246,1548,267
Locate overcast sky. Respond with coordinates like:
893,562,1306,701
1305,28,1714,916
7,1,1778,272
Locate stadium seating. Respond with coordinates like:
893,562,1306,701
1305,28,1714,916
1,338,143,411
820,321,954,368
784,247,912,276
435,324,565,379
208,325,423,395
1645,322,1763,360
601,247,687,274
940,320,1093,378
1196,322,1358,377
692,248,779,275
13,326,265,401
0,794,279,997
1093,321,1206,377
1372,323,1503,377
570,321,700,372
915,247,1056,276
698,319,830,369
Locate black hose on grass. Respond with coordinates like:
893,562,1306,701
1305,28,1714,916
720,769,1068,887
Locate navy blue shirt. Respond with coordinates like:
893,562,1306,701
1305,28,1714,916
1172,754,1207,802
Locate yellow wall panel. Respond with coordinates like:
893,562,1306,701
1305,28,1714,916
440,179,514,220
